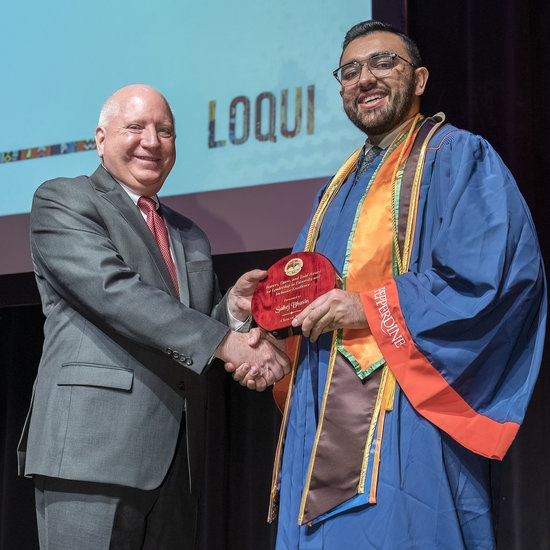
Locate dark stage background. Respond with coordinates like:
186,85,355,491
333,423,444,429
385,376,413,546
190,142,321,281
1,1,549,548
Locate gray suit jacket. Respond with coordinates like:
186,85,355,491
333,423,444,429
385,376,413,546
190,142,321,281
18,165,230,494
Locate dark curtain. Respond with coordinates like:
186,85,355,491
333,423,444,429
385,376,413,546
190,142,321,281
1,1,549,548
0,306,45,549
406,1,550,548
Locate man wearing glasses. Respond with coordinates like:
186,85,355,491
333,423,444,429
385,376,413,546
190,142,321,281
248,19,546,550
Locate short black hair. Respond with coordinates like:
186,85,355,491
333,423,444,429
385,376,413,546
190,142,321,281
341,20,422,67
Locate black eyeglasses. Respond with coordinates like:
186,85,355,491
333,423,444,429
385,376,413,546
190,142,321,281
333,51,417,86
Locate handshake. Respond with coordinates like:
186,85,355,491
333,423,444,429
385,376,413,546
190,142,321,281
215,269,291,392
215,266,369,391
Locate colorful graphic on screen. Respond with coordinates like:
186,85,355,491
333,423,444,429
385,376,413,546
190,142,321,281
1,0,370,217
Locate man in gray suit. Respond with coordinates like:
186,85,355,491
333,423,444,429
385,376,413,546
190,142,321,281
17,84,289,549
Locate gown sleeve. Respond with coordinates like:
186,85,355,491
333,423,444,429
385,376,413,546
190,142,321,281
360,129,547,459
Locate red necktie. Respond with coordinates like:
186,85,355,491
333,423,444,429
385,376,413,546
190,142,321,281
138,196,179,297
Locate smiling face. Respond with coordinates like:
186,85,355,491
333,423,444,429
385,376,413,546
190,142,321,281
339,32,428,144
95,85,176,196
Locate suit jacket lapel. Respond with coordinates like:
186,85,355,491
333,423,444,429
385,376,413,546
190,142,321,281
89,165,180,300
163,207,190,306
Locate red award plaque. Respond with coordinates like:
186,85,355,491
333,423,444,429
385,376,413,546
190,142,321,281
251,251,338,338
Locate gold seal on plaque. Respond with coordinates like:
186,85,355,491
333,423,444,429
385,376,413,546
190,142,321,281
284,257,303,277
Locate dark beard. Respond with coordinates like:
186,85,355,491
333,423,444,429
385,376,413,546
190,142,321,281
344,74,416,137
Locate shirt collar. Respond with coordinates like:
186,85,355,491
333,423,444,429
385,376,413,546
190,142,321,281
102,163,160,209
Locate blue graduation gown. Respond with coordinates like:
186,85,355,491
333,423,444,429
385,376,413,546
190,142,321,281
275,126,546,550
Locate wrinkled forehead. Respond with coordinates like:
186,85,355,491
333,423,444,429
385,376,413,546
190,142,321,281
340,32,408,65
112,94,174,126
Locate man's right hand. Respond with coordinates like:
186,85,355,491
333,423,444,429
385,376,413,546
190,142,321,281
216,328,290,392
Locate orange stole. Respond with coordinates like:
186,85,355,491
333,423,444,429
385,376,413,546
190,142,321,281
339,118,425,378
268,115,448,524
272,117,426,411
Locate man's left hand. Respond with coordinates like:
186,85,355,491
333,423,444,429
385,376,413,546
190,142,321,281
291,289,368,342
227,269,267,322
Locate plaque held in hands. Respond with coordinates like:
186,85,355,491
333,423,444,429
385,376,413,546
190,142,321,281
251,251,338,339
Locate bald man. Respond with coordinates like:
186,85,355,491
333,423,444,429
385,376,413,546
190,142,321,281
17,84,289,549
